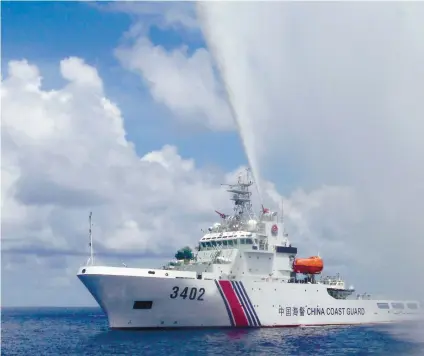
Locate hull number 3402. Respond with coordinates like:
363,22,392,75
170,286,205,301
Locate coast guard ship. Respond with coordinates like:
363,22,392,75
77,169,422,329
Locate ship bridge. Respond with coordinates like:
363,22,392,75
199,232,258,251
163,168,299,282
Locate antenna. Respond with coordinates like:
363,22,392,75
281,198,288,237
88,212,94,265
281,198,284,223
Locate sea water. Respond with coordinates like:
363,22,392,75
1,307,424,356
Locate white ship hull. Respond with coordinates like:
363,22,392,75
78,266,422,329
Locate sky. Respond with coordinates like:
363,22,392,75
1,1,424,307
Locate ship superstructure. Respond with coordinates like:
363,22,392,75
77,168,422,329
162,169,297,283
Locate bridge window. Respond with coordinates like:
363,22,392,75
201,242,206,248
407,303,418,310
240,238,245,244
391,303,404,309
223,240,228,246
228,240,234,246
211,241,217,247
377,303,390,309
233,239,238,245
246,238,253,244
217,241,222,247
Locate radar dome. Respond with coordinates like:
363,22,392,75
213,222,221,229
247,219,258,232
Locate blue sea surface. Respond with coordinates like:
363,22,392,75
1,307,424,355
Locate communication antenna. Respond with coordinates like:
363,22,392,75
281,198,288,237
87,212,94,265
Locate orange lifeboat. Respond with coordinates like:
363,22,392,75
293,256,324,274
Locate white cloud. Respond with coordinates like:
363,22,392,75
93,2,199,31
115,36,234,131
1,57,233,262
60,57,103,90
108,2,234,131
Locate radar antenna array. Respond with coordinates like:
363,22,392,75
221,168,256,221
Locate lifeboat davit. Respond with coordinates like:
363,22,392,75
293,256,324,274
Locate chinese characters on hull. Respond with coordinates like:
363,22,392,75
278,306,365,317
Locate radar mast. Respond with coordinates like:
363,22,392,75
221,168,256,222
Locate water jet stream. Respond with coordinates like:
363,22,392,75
197,3,264,206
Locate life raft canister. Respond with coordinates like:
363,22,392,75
293,256,324,274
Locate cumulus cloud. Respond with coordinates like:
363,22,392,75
1,57,233,262
115,37,233,131
110,2,234,131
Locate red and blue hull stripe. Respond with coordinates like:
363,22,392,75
214,280,235,326
215,280,261,327
233,281,261,326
